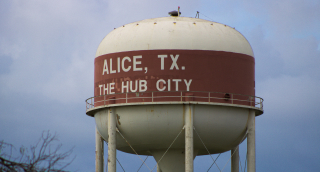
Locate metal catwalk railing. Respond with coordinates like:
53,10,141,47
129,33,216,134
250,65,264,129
86,91,263,112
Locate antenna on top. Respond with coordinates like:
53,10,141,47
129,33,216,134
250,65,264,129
195,11,199,18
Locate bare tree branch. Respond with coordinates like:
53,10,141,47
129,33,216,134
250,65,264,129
0,131,75,172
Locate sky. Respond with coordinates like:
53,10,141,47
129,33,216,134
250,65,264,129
0,0,319,171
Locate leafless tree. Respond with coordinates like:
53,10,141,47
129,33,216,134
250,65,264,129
0,131,75,172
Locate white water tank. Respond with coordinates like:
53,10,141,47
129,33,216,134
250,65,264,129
86,16,263,172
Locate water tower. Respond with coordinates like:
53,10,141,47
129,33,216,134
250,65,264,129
86,10,263,172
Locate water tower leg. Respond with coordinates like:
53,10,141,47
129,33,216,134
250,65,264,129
247,110,255,172
95,127,104,172
108,108,117,172
157,164,162,172
185,104,194,172
231,146,239,172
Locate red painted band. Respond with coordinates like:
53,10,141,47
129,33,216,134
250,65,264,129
94,50,255,106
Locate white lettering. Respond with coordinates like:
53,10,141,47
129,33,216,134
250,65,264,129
99,85,103,95
158,55,167,70
133,55,142,71
117,57,121,73
110,58,116,74
156,79,166,91
122,81,129,93
139,80,147,92
103,84,108,95
122,56,131,72
172,79,181,91
109,83,115,94
184,79,192,91
170,54,179,70
130,80,138,92
98,83,116,95
102,59,109,75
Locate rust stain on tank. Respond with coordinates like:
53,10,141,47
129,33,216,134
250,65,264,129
116,114,121,125
182,104,185,123
124,77,131,81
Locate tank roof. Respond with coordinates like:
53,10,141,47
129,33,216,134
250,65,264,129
96,17,254,57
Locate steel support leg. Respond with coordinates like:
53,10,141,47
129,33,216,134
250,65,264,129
185,104,194,172
95,127,104,172
108,108,117,172
231,146,239,172
157,164,162,172
247,110,256,172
